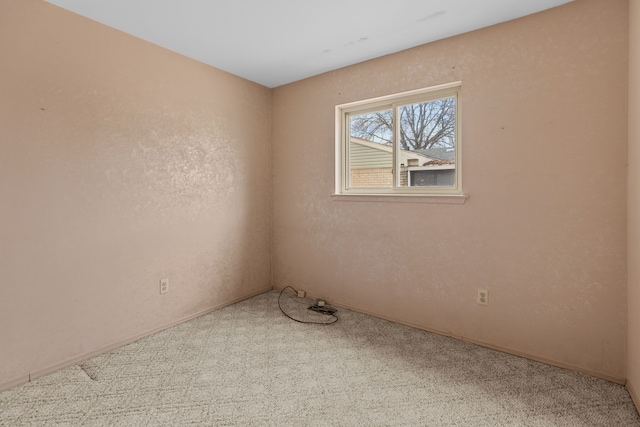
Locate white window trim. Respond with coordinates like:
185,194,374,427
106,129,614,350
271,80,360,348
334,82,467,203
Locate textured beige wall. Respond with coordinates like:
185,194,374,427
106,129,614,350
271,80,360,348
0,0,271,388
272,0,629,381
628,0,640,409
0,0,632,393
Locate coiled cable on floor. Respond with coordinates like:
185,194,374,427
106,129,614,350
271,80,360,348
278,286,338,325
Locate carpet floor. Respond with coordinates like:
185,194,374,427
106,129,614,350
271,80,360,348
1,290,639,426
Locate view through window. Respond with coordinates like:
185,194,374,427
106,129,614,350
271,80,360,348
337,83,461,195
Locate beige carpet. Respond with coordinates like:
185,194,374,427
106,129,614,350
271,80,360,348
1,290,639,426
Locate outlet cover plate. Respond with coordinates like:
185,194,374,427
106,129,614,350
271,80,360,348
160,278,169,294
477,289,488,305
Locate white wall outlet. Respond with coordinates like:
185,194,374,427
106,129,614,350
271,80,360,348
477,289,488,305
297,290,306,298
160,278,169,295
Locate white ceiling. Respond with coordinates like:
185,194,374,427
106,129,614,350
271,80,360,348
44,0,573,88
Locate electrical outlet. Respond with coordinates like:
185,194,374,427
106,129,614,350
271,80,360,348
477,289,488,305
297,290,306,298
160,278,169,295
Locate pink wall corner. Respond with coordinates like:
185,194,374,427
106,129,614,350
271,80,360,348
0,0,634,395
0,0,272,387
272,0,629,380
628,0,640,411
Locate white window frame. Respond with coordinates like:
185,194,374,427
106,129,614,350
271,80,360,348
334,82,463,197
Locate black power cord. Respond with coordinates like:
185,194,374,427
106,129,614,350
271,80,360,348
278,286,338,325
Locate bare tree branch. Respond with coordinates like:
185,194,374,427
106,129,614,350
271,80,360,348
351,97,455,150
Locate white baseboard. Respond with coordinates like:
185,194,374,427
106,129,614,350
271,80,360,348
0,288,271,393
0,375,30,394
290,289,628,385
628,380,640,415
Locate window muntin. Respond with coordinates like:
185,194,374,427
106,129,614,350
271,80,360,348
337,83,461,195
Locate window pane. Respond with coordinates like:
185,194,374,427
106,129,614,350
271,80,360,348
397,97,456,187
348,109,393,188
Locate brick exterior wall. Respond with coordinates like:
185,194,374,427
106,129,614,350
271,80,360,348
350,168,393,187
400,168,408,187
350,167,409,187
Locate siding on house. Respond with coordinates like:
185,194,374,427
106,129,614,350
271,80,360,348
349,141,392,169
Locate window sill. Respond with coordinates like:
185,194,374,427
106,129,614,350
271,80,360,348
330,193,469,204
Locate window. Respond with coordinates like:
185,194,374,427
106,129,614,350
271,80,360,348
335,82,462,197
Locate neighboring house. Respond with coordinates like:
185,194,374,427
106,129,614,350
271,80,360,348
349,137,455,187
410,147,456,186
